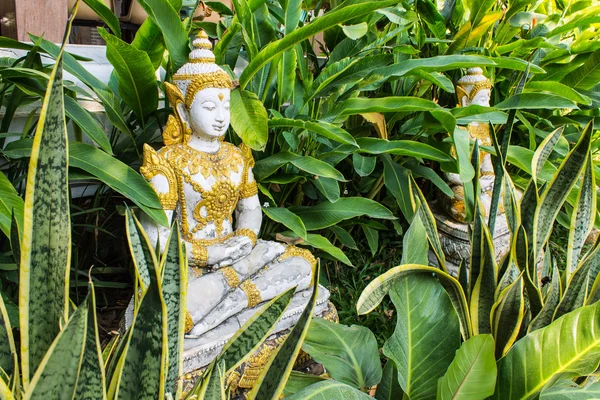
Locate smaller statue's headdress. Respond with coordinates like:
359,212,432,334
162,30,233,145
456,67,492,104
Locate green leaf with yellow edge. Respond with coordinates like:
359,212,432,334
490,275,525,357
0,293,17,384
492,300,600,400
19,32,71,384
230,88,269,151
437,334,497,400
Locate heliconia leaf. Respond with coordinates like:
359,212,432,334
539,379,600,399
160,224,186,398
561,49,600,90
495,93,578,110
254,151,345,181
25,287,105,400
534,121,593,259
491,275,525,357
416,0,446,39
566,155,596,276
525,81,592,106
437,334,497,400
302,318,382,389
529,264,562,333
357,137,453,162
109,211,167,400
0,293,17,384
262,207,307,240
238,0,398,88
249,261,321,400
97,28,158,124
351,153,376,178
301,233,352,266
400,213,428,265
217,287,295,374
356,264,472,341
554,241,600,321
290,198,395,230
230,88,269,151
361,225,379,257
312,177,340,203
0,171,23,239
82,0,121,36
283,372,327,397
269,118,358,147
19,29,71,384
492,300,600,400
384,274,461,400
382,155,414,221
63,96,113,154
374,360,404,400
277,0,301,103
285,380,373,399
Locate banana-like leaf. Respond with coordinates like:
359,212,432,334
554,241,600,320
561,49,600,90
277,0,300,103
239,0,398,87
533,121,592,259
357,264,472,340
290,198,395,231
374,360,404,400
566,155,596,276
19,29,72,384
25,287,105,400
525,81,592,106
0,169,24,238
0,293,17,386
382,155,414,221
262,207,307,240
302,318,382,389
400,213,428,265
416,0,445,39
300,234,352,266
283,372,327,397
230,88,269,151
357,137,454,162
268,118,357,147
254,151,345,181
160,225,186,398
384,274,461,400
490,275,525,357
540,379,600,399
493,300,600,400
495,93,578,110
217,287,295,374
98,28,158,124
82,0,121,36
529,264,562,333
437,334,497,400
109,211,167,400
63,96,112,154
249,262,320,400
285,380,373,399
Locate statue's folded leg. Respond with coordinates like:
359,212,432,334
188,248,314,337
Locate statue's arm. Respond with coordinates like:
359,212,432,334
235,164,261,239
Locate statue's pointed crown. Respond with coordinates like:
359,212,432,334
173,30,233,108
456,67,492,102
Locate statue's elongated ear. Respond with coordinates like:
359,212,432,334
177,103,190,130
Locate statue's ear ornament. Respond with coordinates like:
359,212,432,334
162,82,189,145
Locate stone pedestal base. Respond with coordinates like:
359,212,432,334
429,203,511,276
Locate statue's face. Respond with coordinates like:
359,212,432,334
188,88,231,139
470,88,491,107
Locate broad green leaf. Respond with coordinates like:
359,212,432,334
525,81,592,106
217,288,295,373
561,49,600,90
136,0,189,70
254,152,345,181
69,142,167,226
468,0,495,26
566,155,596,276
534,122,592,258
342,23,369,40
302,234,352,266
239,0,398,87
362,225,379,256
375,360,404,400
437,334,497,400
411,177,447,269
285,380,373,399
490,275,525,357
453,127,476,183
82,0,121,36
131,19,165,69
384,274,461,400
540,379,600,399
492,300,600,400
98,28,158,124
328,225,358,250
0,172,23,238
230,88,269,151
64,96,112,154
262,207,307,239
495,93,578,110
269,118,357,147
110,212,166,400
19,44,70,384
357,137,453,162
303,318,382,388
416,0,446,39
312,177,340,203
290,198,395,230
283,372,327,397
160,225,186,398
382,155,414,220
401,213,428,265
356,264,472,341
249,262,320,400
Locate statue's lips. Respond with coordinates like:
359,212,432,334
213,124,226,131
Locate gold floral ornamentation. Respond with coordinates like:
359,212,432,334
456,79,492,102
185,311,194,333
279,245,318,270
237,335,287,389
239,180,258,199
221,266,240,288
173,71,233,108
191,242,208,267
235,228,257,247
163,143,242,179
240,281,262,308
163,82,191,145
467,123,492,146
140,145,178,210
183,177,238,236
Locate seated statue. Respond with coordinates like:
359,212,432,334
140,31,316,339
442,67,501,222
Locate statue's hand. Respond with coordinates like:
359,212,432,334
211,236,253,268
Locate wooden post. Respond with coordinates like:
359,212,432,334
1,0,69,43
